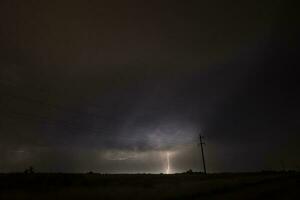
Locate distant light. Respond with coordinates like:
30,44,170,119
166,152,171,174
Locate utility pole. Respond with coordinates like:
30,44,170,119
199,134,207,174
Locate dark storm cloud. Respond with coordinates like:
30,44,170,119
0,0,280,65
0,0,299,172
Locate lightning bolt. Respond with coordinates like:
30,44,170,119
166,152,170,174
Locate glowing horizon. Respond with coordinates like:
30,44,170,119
166,152,171,174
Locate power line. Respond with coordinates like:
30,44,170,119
1,81,196,147
1,91,108,120
0,80,111,120
1,110,105,135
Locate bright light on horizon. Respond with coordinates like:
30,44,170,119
166,152,171,174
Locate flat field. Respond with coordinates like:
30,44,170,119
0,172,298,200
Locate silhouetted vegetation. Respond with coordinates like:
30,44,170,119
0,171,298,199
23,166,34,174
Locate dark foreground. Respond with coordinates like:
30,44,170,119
0,172,299,200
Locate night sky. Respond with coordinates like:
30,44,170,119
0,0,299,173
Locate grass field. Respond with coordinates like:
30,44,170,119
0,172,299,199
